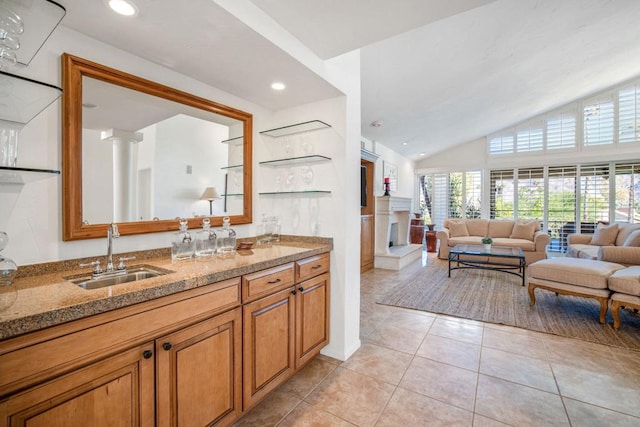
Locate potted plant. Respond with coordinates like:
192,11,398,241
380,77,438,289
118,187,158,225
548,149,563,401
481,236,493,251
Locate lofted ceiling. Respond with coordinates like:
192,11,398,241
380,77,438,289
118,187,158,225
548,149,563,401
56,0,640,161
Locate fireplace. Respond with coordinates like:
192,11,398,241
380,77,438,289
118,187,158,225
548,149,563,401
374,196,422,270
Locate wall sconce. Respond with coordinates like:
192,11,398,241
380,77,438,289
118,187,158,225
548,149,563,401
200,187,221,215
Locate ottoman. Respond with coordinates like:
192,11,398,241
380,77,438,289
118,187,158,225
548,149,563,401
608,266,640,329
528,258,625,324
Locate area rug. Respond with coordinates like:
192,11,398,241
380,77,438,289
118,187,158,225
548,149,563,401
376,259,640,351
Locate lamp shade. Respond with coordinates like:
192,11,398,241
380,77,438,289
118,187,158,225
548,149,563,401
200,187,221,201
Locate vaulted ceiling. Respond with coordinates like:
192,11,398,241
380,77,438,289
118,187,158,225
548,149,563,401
58,0,640,161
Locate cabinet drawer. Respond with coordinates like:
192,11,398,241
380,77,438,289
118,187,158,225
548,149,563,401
242,263,294,303
295,253,330,282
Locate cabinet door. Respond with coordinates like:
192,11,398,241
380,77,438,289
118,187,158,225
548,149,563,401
156,308,242,427
243,287,295,410
0,343,154,427
295,272,330,368
361,215,374,272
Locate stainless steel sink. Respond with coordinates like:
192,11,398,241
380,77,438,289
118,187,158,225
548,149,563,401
66,265,173,290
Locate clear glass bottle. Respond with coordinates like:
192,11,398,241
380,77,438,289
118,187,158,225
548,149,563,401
0,231,18,312
217,216,236,256
195,218,217,257
171,218,194,260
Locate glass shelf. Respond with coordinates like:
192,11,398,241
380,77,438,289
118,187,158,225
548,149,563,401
221,164,243,170
0,166,60,184
0,71,62,125
259,190,331,196
259,155,331,167
221,136,243,145
222,193,244,197
260,120,331,137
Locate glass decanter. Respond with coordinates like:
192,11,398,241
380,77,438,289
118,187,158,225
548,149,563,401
217,216,236,256
171,218,194,261
195,218,217,257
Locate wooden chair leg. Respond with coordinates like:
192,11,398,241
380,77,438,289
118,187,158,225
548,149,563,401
598,297,608,324
528,284,537,306
611,300,622,330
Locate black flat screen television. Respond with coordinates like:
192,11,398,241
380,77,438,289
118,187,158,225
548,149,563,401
360,165,367,208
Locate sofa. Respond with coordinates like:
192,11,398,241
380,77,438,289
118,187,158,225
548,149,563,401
437,218,550,265
567,222,640,266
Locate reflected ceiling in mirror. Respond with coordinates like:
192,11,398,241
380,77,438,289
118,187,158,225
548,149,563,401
62,53,253,241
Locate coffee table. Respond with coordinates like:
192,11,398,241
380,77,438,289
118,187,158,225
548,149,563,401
448,244,526,286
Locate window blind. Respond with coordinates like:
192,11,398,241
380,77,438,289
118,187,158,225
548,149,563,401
614,162,640,223
579,164,610,232
583,98,614,146
547,166,577,252
546,113,576,149
516,124,544,152
516,168,544,220
488,134,514,155
619,86,640,144
465,171,482,218
490,169,515,219
432,173,448,230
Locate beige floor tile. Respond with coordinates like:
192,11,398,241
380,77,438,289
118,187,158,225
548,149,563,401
475,374,569,426
379,309,436,332
552,363,640,417
417,334,481,371
365,323,427,354
305,367,395,426
544,335,613,372
341,342,413,385
437,314,485,328
563,397,640,427
375,387,473,427
278,402,355,427
231,390,300,427
279,358,338,399
315,353,344,366
428,317,484,345
481,328,548,360
399,355,478,411
479,347,557,393
472,414,513,427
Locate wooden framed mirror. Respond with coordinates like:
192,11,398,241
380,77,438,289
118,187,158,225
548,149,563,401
62,53,252,241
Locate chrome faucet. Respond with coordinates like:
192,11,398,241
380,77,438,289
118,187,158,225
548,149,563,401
106,223,120,272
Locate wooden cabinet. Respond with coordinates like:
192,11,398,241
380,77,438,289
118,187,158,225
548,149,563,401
361,215,374,272
243,253,330,410
157,308,242,427
0,342,155,427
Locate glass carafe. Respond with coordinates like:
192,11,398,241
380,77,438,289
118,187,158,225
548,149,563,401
171,218,195,261
217,216,236,256
195,218,217,257
0,231,18,312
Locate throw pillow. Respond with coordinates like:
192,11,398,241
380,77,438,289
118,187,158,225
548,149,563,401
623,230,640,247
510,221,537,240
449,221,469,238
589,223,619,246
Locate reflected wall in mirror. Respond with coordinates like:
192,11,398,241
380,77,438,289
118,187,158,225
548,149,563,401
62,53,253,241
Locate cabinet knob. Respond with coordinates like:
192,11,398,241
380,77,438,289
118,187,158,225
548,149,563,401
291,290,297,295
143,350,153,359
298,286,304,292
162,342,173,351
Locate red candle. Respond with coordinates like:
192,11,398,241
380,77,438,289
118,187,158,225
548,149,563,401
384,177,390,184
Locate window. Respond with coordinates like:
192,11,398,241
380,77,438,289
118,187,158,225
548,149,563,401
614,162,640,222
619,86,640,144
465,171,482,218
489,169,515,219
546,113,576,149
420,171,483,229
583,98,614,146
547,166,577,252
579,164,610,232
516,124,543,152
488,134,514,155
516,168,544,219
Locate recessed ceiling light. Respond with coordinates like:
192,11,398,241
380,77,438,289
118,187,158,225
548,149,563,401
271,82,286,90
402,142,407,146
108,0,138,16
370,120,383,127
420,152,425,156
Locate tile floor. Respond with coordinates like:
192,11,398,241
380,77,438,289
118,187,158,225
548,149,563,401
233,252,640,426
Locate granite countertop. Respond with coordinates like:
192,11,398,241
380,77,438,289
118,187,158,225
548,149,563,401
0,238,332,341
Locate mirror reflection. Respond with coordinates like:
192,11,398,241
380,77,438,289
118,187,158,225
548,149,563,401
62,53,253,241
81,77,244,224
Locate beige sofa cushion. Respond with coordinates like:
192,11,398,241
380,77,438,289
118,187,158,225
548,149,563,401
623,230,640,247
510,221,537,241
608,266,640,296
449,221,469,237
488,220,514,238
615,223,640,246
492,238,536,251
528,258,624,289
590,223,619,246
465,219,489,237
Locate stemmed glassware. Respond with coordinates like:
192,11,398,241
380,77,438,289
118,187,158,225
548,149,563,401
0,231,18,312
0,4,23,69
